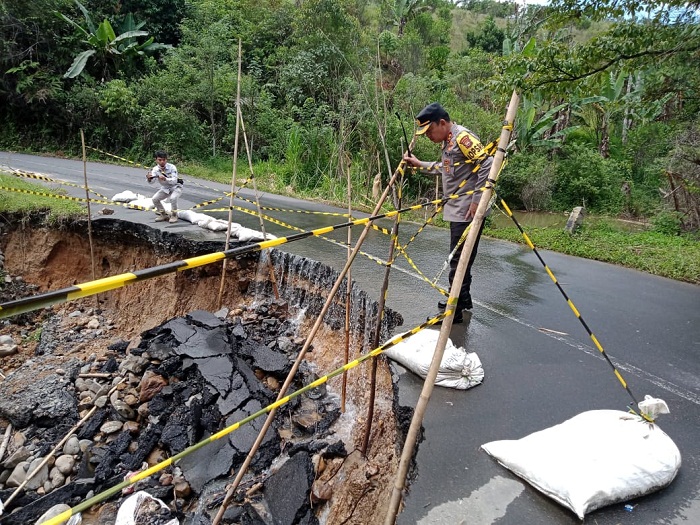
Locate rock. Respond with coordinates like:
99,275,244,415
12,431,26,448
123,421,139,434
25,457,49,490
0,334,14,345
263,452,314,525
2,446,31,469
0,358,81,427
100,421,124,434
123,393,139,406
63,436,81,456
55,455,75,475
49,467,66,489
159,473,173,486
6,461,28,487
565,206,586,234
34,503,72,525
174,480,191,498
87,318,100,330
112,399,136,420
0,343,18,357
119,355,150,375
78,439,92,453
0,468,11,484
94,395,108,408
139,371,168,403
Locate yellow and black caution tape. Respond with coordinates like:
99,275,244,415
39,311,451,525
0,185,155,212
3,167,112,201
497,198,648,421
196,199,448,295
0,189,484,319
86,146,253,194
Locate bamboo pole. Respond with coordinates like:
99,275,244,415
80,129,98,308
342,154,352,413
217,39,243,309
236,106,280,300
361,137,413,455
212,159,406,525
384,90,520,524
0,424,12,464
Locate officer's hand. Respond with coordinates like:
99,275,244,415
403,153,420,167
465,201,479,221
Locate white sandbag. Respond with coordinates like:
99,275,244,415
236,226,277,242
178,210,209,224
128,197,162,211
206,219,233,231
111,190,143,202
384,329,484,389
115,491,178,525
481,409,681,519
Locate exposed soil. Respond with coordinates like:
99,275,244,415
0,214,410,524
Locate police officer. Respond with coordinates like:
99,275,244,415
403,102,493,323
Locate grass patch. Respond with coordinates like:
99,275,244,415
0,172,85,221
485,219,700,284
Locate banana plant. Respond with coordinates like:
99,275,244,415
514,93,579,151
57,0,169,80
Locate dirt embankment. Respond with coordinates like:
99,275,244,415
0,215,409,524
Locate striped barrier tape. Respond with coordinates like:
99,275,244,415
0,189,484,319
1,167,112,201
38,311,451,525
496,198,648,421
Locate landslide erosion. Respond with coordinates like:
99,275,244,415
0,214,411,525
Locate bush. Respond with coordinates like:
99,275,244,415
552,143,630,213
498,152,556,211
650,211,683,235
139,104,208,160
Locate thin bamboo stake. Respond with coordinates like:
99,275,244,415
342,154,352,413
4,378,126,508
236,106,279,300
212,160,405,525
361,137,413,456
217,39,243,309
384,90,520,524
0,423,12,464
80,129,98,308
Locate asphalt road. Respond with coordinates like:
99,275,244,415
1,152,699,524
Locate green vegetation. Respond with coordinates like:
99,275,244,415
1,0,697,280
485,218,700,284
0,173,85,221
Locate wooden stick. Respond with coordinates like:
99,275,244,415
217,38,243,310
361,137,413,456
211,158,405,525
236,107,280,300
342,158,353,414
384,90,520,524
0,423,12,464
80,129,98,309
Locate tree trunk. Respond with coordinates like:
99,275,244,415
600,114,610,159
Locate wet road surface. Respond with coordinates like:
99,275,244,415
2,152,699,524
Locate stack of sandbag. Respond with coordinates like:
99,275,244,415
111,190,159,211
177,210,276,241
481,408,681,519
384,329,484,389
